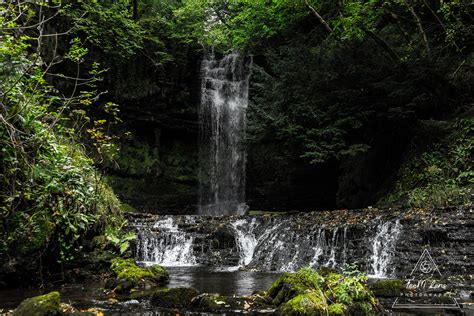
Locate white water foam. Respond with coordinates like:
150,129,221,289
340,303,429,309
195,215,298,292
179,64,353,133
136,217,197,266
369,219,402,278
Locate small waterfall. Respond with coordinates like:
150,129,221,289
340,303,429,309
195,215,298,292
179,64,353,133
369,219,402,278
130,215,403,276
309,229,325,267
325,227,339,267
134,217,197,266
198,53,252,216
231,218,258,266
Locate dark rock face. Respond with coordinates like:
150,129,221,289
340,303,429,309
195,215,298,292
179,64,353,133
103,51,202,214
102,52,414,214
129,206,473,280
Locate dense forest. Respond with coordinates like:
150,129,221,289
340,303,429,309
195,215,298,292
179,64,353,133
0,0,472,315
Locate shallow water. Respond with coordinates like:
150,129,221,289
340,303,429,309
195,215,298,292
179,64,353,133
166,266,279,296
0,267,280,315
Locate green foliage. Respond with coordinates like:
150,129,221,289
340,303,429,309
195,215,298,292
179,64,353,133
64,1,145,59
268,267,378,315
105,221,136,255
382,118,474,208
173,0,306,50
0,1,126,267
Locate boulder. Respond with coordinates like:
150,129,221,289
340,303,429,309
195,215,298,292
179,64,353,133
268,267,323,306
14,291,61,316
109,258,169,293
150,287,200,308
370,279,407,297
278,290,328,315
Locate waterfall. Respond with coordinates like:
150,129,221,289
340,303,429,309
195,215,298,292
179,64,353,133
230,218,258,266
369,219,402,278
198,53,252,216
133,216,197,266
130,215,403,276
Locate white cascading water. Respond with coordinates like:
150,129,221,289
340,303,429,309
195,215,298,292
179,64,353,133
231,218,258,266
131,215,403,277
309,229,325,267
198,53,252,216
369,219,402,278
135,217,197,266
325,227,339,267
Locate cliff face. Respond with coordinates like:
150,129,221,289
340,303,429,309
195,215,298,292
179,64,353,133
103,51,202,213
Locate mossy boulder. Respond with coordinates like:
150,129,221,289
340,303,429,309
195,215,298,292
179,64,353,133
268,267,323,306
192,293,231,310
14,291,62,316
369,279,407,297
279,290,328,315
109,258,169,293
267,268,378,315
150,287,200,308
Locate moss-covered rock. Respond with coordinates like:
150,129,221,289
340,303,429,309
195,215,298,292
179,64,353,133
267,267,378,315
150,287,200,308
109,258,168,293
369,279,407,297
14,291,62,316
268,267,323,306
192,293,230,310
279,290,328,315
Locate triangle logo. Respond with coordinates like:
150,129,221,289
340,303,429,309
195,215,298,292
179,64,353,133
409,249,442,278
392,248,461,312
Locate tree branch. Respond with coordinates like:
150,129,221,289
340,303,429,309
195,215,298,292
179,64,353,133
305,0,333,33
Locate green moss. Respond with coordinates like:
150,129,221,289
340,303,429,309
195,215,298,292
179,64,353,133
110,258,168,293
279,290,327,315
14,291,61,316
268,267,323,306
268,267,378,315
150,287,200,308
370,279,407,297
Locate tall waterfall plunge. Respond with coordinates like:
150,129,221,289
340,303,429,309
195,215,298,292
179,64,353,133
198,53,252,216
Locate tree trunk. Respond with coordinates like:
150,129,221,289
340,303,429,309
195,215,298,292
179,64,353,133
403,0,430,55
305,0,333,33
133,0,138,20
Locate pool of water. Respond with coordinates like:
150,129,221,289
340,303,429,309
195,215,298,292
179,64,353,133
166,266,280,296
0,267,281,315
